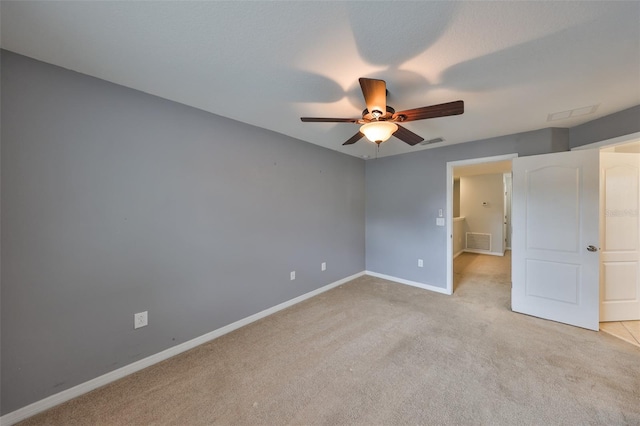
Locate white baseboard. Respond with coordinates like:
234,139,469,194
453,250,464,259
463,249,504,257
365,271,450,295
0,271,365,426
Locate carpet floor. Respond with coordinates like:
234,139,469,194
20,253,640,425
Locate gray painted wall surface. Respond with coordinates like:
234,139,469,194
1,51,365,414
551,127,570,152
570,105,640,148
365,128,567,286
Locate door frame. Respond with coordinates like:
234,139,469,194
446,153,518,294
503,173,513,250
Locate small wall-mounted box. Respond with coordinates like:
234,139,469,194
134,311,148,329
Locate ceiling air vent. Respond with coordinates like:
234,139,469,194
547,105,598,122
419,137,445,146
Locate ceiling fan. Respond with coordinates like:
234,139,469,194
301,78,464,146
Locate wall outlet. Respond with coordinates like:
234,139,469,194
134,311,148,329
418,259,424,268
321,262,326,271
290,271,296,280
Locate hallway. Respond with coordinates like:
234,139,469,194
453,251,511,294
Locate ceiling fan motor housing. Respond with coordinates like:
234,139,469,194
362,106,395,122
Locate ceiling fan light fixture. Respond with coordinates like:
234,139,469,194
360,121,398,144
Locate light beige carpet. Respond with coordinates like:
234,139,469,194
20,253,640,425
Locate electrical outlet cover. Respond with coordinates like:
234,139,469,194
134,311,148,329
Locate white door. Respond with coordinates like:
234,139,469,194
600,152,640,321
512,149,600,330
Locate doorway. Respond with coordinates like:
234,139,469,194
446,154,516,295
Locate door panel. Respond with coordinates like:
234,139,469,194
600,152,640,321
526,260,579,303
525,166,580,252
512,150,600,330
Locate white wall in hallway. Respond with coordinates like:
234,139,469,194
453,217,465,257
460,174,505,255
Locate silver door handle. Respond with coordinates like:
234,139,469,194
587,245,598,252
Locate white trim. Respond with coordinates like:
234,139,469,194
0,271,365,426
446,153,518,295
463,249,504,257
453,217,466,259
571,131,640,151
365,271,450,295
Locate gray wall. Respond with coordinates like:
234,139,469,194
570,105,640,148
365,128,568,286
0,51,365,414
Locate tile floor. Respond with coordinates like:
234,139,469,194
599,321,640,347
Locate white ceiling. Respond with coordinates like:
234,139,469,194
2,1,639,159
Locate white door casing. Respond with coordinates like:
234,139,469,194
600,152,640,321
504,173,513,249
512,149,600,330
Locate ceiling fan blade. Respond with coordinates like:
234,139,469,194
359,78,387,115
393,100,464,122
342,132,364,145
301,117,360,123
393,125,424,146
